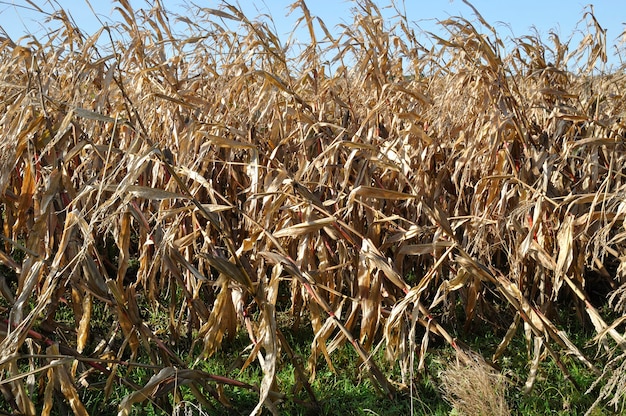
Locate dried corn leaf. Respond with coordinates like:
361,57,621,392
76,293,92,354
273,216,336,238
250,262,280,416
554,214,574,298
100,184,187,200
199,278,237,357
398,241,455,255
349,185,418,204
362,238,410,292
199,253,255,292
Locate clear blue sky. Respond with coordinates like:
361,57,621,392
1,1,624,69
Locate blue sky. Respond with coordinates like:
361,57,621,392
1,1,624,69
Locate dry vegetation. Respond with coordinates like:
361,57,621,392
440,353,510,416
0,0,626,414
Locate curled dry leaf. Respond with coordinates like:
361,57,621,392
0,0,624,413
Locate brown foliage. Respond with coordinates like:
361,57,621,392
0,0,625,414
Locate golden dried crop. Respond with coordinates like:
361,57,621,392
0,0,625,414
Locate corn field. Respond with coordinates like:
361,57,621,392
1,0,626,414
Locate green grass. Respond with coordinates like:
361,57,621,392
0,284,613,416
0,271,613,415
88,320,609,416
0,297,613,416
